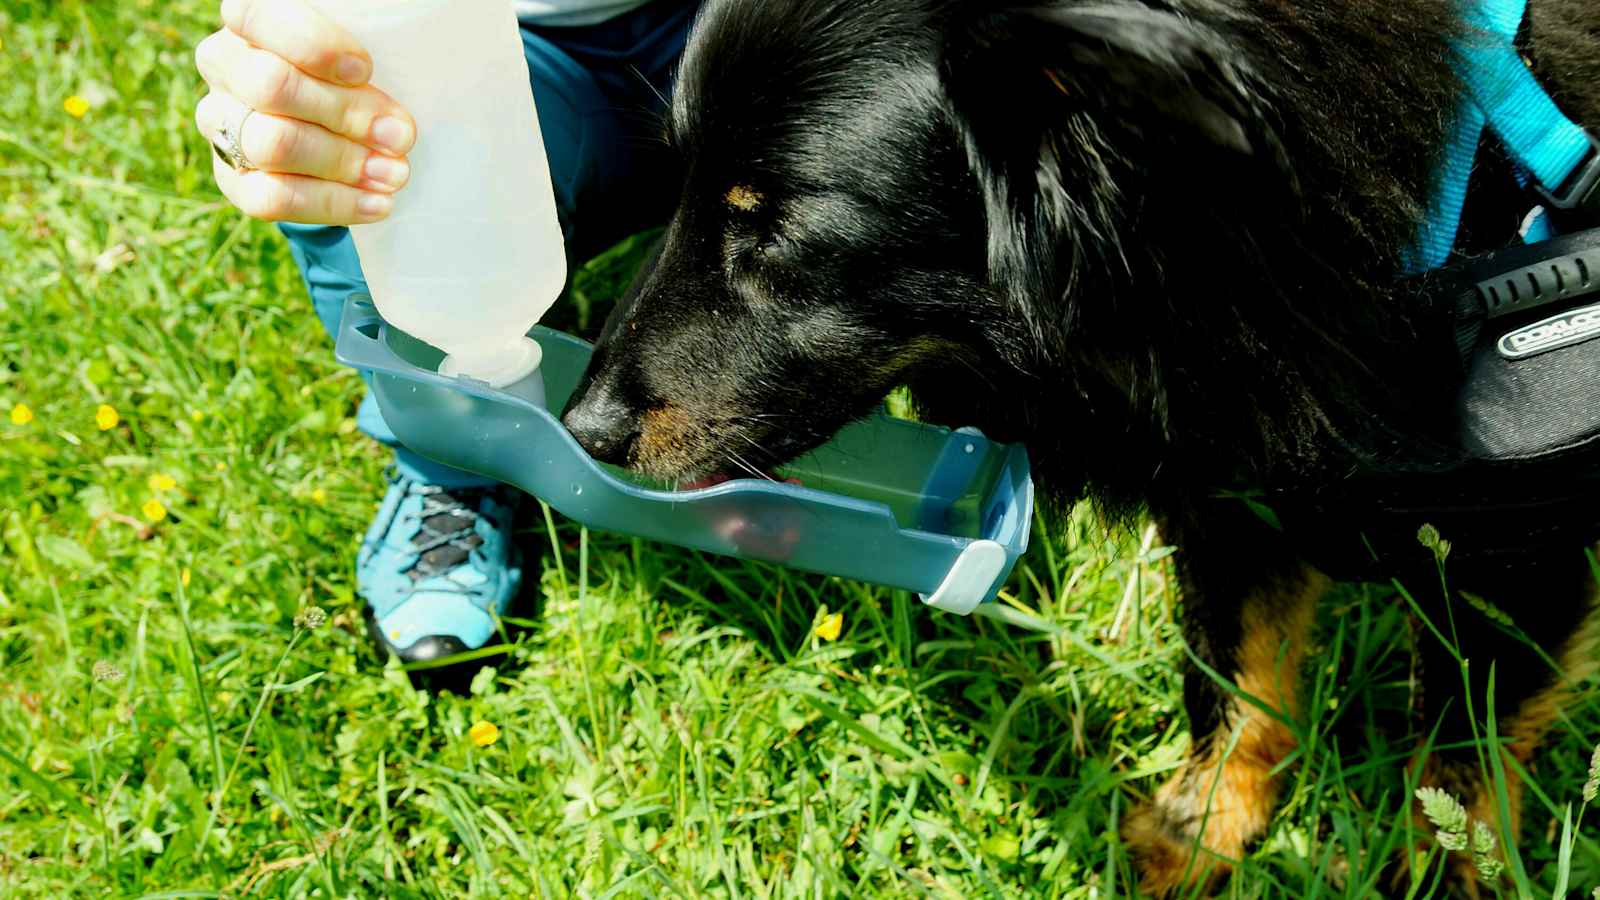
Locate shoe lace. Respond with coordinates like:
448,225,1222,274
406,484,491,582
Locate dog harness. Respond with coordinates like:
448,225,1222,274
1272,0,1600,578
1395,0,1600,471
1408,0,1598,270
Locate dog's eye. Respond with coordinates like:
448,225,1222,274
724,231,794,268
756,240,792,263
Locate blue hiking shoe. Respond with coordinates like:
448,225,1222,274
357,469,526,668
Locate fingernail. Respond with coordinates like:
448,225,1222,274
357,193,393,219
363,154,409,189
336,54,370,85
371,117,413,153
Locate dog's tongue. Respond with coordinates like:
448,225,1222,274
680,472,734,491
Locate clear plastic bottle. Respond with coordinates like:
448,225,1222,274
305,0,564,390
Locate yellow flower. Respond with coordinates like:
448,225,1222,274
468,721,501,748
189,410,205,423
9,403,33,426
141,499,167,523
180,568,191,587
214,462,228,472
148,473,177,492
814,610,844,642
311,487,327,504
95,404,119,431
63,95,90,118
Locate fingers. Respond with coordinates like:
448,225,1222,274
198,0,412,225
195,90,409,192
195,27,414,155
219,0,371,86
212,154,395,224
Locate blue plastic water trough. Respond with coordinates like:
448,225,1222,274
334,293,1038,620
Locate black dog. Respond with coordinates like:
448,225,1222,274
561,0,1600,892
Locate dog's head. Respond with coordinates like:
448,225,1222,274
561,0,1288,483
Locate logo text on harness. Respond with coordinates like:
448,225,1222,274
1498,302,1600,360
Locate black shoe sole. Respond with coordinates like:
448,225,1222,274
362,604,484,694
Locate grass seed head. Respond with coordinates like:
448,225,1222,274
1471,819,1504,881
1416,523,1451,562
293,606,328,631
1416,787,1469,850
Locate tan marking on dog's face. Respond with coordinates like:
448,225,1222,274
725,184,765,212
1124,567,1327,897
636,405,696,477
636,403,741,482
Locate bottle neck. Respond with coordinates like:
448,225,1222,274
438,335,544,389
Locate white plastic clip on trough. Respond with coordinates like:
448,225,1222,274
334,294,1044,626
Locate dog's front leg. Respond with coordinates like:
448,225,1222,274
1122,503,1328,897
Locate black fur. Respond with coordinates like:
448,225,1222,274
561,0,1600,886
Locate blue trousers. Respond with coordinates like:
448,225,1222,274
281,3,694,488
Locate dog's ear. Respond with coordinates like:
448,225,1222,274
938,3,1292,325
940,3,1288,176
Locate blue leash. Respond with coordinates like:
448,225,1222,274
1404,0,1597,273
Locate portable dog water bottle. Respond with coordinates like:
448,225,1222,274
322,0,1039,620
335,296,1037,619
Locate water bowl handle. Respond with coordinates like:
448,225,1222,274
919,539,1009,615
918,429,1034,616
333,294,409,374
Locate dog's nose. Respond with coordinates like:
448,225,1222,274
562,388,640,465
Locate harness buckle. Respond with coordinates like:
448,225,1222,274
1535,130,1600,228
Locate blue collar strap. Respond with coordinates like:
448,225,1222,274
1405,0,1599,274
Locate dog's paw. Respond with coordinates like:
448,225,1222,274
1121,800,1232,898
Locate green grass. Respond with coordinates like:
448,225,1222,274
2,2,1598,896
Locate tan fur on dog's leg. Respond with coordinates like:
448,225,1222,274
1124,569,1326,897
1400,555,1600,897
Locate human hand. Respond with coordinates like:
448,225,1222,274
194,0,416,224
